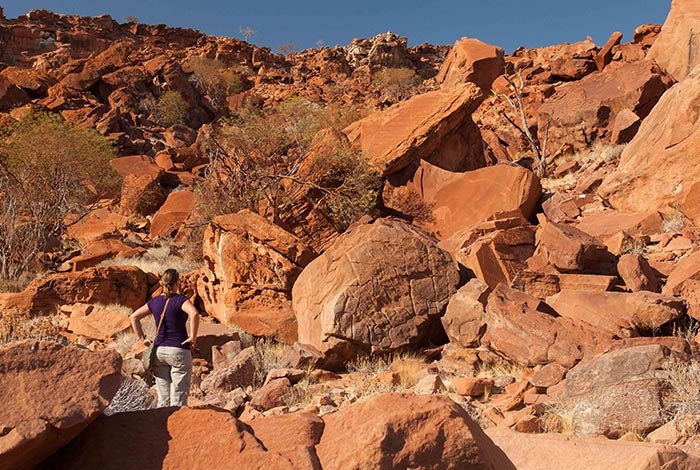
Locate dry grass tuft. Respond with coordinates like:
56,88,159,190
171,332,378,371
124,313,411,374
251,338,290,388
99,243,200,275
476,358,525,381
663,358,700,420
104,376,156,415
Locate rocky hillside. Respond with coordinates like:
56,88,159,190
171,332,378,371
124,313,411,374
4,1,700,468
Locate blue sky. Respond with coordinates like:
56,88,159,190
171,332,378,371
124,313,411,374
1,1,671,53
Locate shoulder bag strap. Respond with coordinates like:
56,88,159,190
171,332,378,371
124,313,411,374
153,297,172,339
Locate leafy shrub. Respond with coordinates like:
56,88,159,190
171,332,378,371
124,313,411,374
195,97,380,231
156,90,189,127
371,68,422,102
0,112,119,281
186,56,246,109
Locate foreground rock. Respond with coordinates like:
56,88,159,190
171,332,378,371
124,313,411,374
293,218,459,368
486,427,700,470
197,210,316,343
45,407,296,469
317,393,514,469
0,341,121,470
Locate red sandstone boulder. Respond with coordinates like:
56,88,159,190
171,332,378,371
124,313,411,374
618,253,659,292
0,266,149,315
111,155,165,217
292,218,459,368
316,393,513,469
564,344,673,437
441,279,489,347
45,407,295,469
197,210,315,343
486,427,700,470
149,189,195,239
574,210,662,255
200,346,258,395
537,61,673,154
662,251,700,319
0,341,121,470
385,161,541,240
647,0,700,81
344,83,484,176
599,70,700,224
527,220,614,274
437,37,505,92
246,412,324,470
65,303,132,342
546,290,685,337
482,284,614,367
444,224,536,289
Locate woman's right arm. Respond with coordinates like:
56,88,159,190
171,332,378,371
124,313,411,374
130,304,152,346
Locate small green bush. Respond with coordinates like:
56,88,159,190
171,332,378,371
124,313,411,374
371,67,422,102
186,56,246,109
156,90,189,127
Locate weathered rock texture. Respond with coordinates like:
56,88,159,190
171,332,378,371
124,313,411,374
437,37,505,92
565,344,673,437
344,83,484,176
0,266,149,315
481,285,614,367
486,427,700,470
197,210,316,343
316,393,514,469
647,0,700,81
292,218,459,367
599,69,700,220
45,407,296,469
385,162,541,240
537,61,672,154
0,341,121,470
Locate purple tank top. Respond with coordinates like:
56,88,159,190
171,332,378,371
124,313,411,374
148,294,189,349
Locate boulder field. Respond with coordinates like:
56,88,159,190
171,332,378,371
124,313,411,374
4,0,700,468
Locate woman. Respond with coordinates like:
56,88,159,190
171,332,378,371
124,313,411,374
130,268,200,407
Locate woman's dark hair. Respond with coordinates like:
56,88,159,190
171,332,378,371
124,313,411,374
160,269,179,298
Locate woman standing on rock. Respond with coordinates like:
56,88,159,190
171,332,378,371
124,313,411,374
130,268,200,407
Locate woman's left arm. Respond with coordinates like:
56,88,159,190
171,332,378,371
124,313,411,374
181,300,200,347
130,304,152,346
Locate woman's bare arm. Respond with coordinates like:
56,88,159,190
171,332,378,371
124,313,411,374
130,304,152,345
181,300,200,347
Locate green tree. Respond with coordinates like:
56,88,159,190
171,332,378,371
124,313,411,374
195,98,381,231
156,90,190,127
186,56,246,111
0,112,120,281
371,68,422,103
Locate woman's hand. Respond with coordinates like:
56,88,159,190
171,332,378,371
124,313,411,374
182,336,196,348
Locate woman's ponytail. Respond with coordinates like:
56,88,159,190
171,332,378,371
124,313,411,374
159,269,179,299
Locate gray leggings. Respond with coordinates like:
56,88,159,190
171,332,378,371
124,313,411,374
153,346,192,407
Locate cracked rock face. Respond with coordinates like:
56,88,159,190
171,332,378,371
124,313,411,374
292,217,460,368
0,340,121,469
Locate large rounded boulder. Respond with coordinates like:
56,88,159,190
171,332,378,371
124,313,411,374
292,217,460,367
